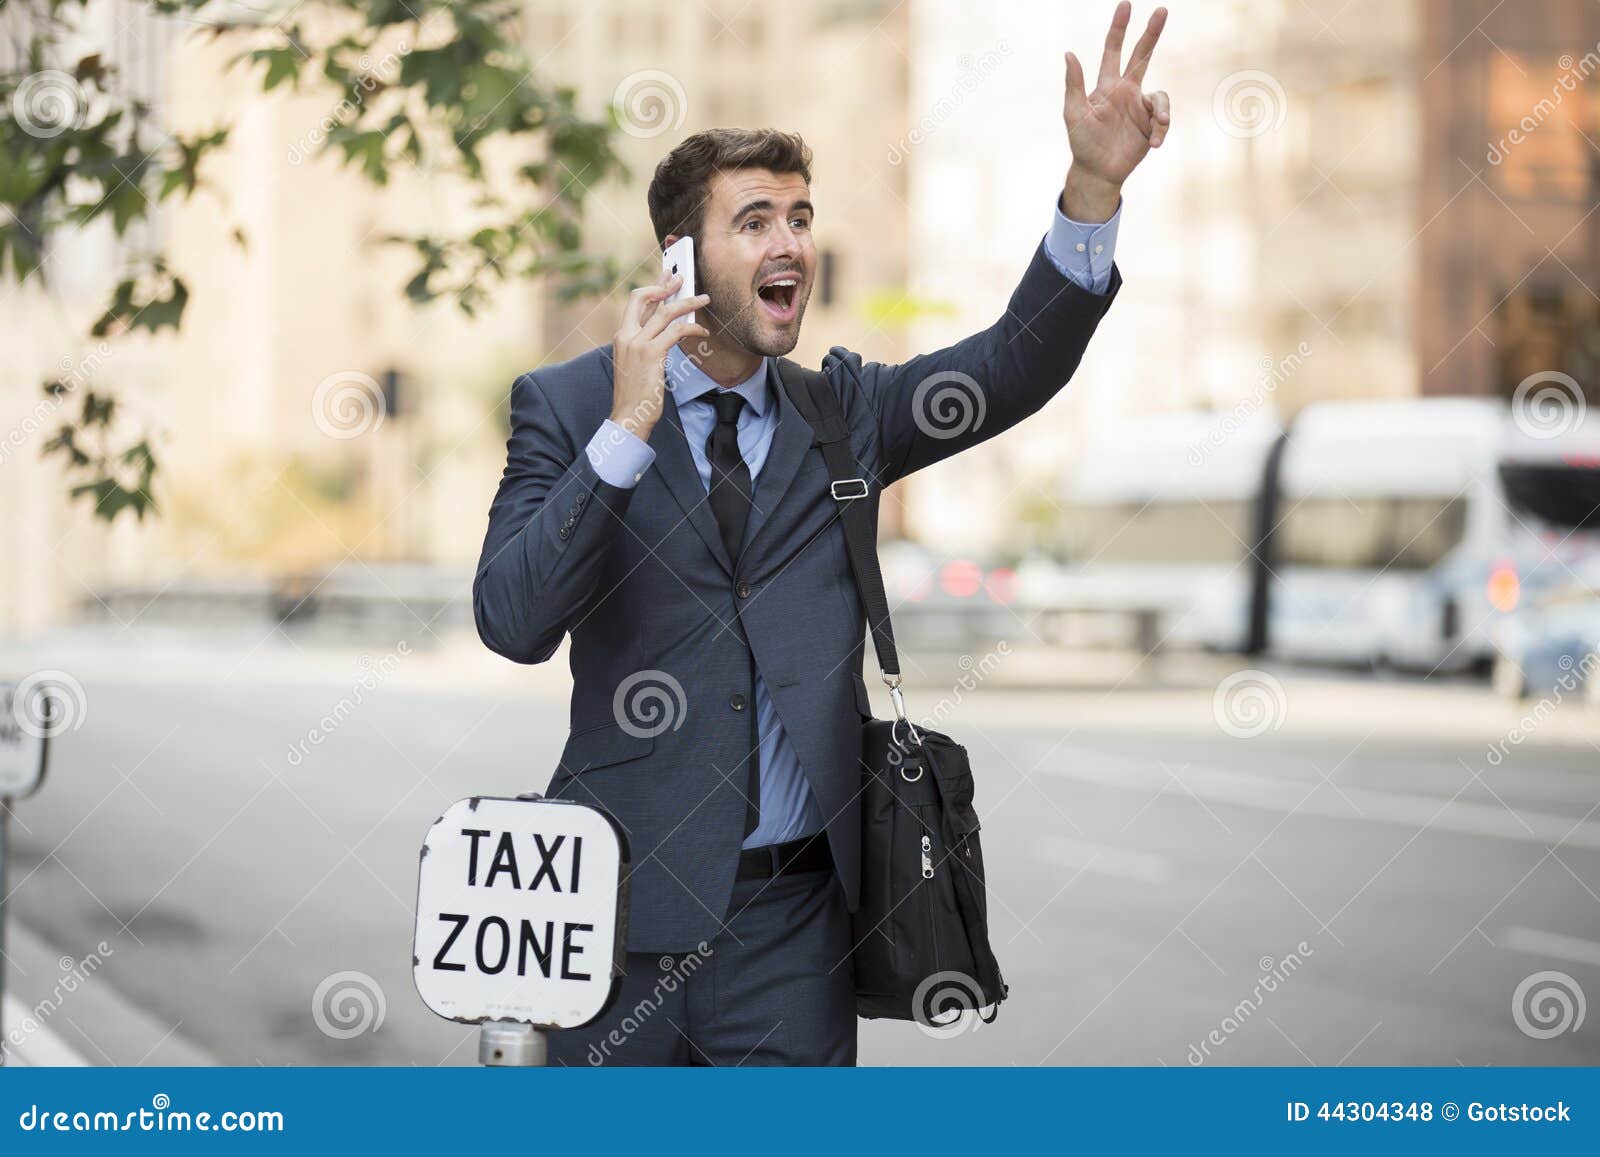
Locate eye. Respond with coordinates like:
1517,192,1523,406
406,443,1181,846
790,217,810,230
743,219,764,231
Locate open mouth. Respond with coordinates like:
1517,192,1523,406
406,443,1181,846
756,275,801,322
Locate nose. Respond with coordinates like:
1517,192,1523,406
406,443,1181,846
767,220,800,261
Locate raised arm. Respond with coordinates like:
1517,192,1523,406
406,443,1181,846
850,2,1169,485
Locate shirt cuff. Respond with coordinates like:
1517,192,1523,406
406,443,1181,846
1043,197,1121,295
585,418,656,488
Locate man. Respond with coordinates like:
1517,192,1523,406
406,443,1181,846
473,2,1169,1065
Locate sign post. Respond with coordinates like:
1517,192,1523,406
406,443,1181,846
412,794,629,1067
0,680,53,1067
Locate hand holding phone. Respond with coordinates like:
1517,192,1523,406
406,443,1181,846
662,235,695,327
608,243,708,441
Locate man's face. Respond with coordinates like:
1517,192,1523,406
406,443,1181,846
684,167,816,358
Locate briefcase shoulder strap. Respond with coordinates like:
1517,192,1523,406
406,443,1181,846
773,357,900,680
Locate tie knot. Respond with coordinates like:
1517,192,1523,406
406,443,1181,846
710,390,746,426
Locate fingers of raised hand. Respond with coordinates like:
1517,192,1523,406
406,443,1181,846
1098,0,1132,88
1124,7,1167,86
1144,90,1170,146
1064,51,1088,123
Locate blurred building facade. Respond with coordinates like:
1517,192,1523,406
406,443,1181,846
7,0,1600,630
1421,0,1600,402
3,0,912,633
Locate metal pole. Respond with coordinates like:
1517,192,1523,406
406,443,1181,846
478,1020,545,1066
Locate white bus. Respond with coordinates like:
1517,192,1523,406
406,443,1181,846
1026,409,1285,653
1035,397,1600,671
1270,397,1600,672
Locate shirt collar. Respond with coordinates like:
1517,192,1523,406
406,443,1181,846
664,345,771,417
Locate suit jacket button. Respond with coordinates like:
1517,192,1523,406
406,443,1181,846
735,581,751,598
575,492,588,506
729,693,746,711
558,527,570,539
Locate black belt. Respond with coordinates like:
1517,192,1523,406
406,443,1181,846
736,834,833,881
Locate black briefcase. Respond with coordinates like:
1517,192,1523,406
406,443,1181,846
776,359,1009,1026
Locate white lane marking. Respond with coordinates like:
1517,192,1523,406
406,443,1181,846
1035,833,1172,885
2,994,89,1066
1045,753,1600,850
1498,927,1600,968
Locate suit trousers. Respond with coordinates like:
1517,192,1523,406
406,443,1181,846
545,863,857,1066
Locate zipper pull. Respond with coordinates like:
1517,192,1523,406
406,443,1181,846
921,833,934,879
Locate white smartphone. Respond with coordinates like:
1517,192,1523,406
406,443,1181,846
661,235,696,327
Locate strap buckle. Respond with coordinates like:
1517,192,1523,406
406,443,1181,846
830,478,869,501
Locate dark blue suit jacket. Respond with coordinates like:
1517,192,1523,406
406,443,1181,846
473,243,1120,952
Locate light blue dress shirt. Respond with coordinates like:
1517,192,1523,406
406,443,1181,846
583,200,1120,848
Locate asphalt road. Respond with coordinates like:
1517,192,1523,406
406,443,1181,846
3,626,1598,1067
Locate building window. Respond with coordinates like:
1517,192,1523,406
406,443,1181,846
818,249,837,307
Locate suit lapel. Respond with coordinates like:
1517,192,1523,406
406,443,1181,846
740,360,812,556
645,360,814,575
650,387,736,575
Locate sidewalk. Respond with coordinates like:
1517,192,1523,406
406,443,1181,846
1,919,213,1067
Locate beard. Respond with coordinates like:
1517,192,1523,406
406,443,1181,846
697,257,809,358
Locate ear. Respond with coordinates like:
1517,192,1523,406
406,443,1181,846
663,233,680,251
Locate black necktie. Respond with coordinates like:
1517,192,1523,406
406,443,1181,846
705,391,752,563
703,390,760,837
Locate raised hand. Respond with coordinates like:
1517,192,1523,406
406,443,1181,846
609,272,710,441
1061,2,1170,221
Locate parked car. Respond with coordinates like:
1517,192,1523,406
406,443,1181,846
1490,557,1600,701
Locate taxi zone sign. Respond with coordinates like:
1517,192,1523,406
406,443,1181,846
413,796,629,1030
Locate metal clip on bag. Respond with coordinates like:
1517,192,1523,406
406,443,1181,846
775,358,1008,1026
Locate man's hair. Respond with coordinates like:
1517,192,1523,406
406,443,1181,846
646,128,812,248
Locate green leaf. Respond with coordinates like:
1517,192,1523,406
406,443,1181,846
251,45,304,92
90,273,188,336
